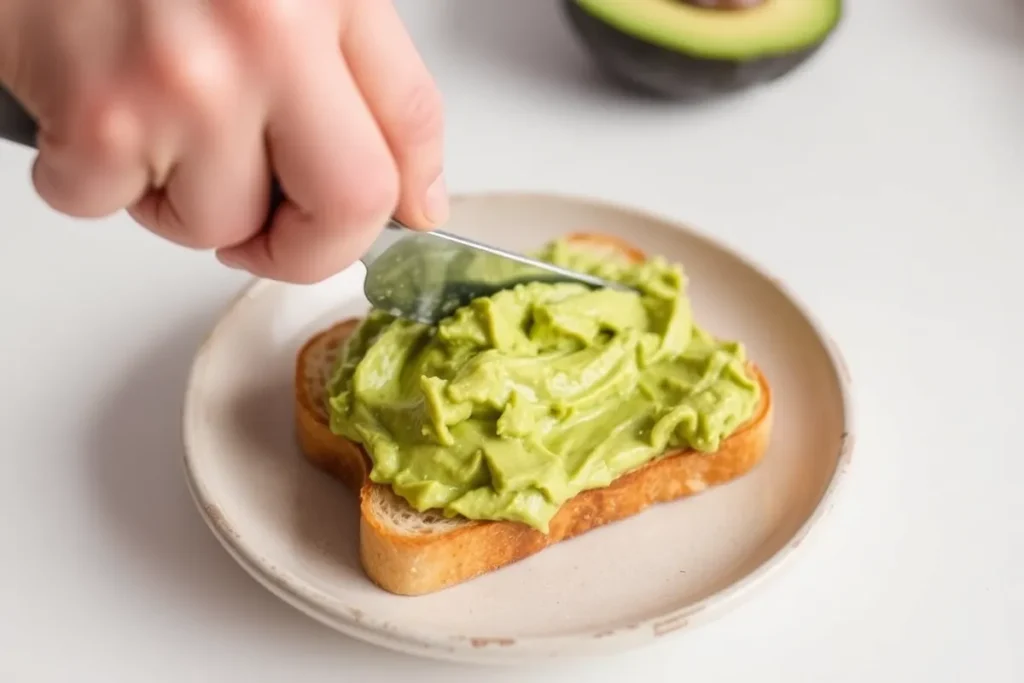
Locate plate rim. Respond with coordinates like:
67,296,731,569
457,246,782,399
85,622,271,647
181,190,857,663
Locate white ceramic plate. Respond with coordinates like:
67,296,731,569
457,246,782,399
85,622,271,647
182,192,854,665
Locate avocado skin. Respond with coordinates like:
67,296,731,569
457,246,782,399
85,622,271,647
563,0,840,100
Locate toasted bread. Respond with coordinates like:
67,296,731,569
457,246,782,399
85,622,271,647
294,234,774,596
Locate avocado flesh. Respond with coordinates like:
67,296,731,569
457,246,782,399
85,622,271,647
575,0,841,60
565,0,842,99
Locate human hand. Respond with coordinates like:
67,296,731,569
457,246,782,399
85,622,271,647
0,0,446,283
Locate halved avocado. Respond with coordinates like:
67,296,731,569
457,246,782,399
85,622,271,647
564,0,843,99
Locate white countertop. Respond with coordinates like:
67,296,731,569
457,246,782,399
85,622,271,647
0,1,1019,680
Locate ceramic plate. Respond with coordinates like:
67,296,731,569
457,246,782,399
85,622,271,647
182,192,854,665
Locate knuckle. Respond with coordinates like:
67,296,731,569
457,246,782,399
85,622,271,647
334,156,400,226
394,81,444,146
87,104,139,162
222,0,302,44
58,92,139,164
150,39,237,125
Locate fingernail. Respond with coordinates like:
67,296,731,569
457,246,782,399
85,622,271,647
217,250,247,270
424,174,449,226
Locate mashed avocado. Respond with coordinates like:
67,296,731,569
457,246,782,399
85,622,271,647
327,238,760,533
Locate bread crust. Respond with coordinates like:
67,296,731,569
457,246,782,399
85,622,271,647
293,237,774,596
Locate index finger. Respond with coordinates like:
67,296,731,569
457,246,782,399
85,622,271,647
345,0,446,230
216,45,398,283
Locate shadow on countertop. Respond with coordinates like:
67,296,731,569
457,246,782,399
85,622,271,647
83,304,434,672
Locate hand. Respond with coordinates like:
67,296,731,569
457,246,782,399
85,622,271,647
0,0,447,283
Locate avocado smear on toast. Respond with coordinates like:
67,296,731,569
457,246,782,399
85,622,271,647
327,239,760,533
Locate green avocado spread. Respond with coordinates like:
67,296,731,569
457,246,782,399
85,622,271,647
327,238,760,533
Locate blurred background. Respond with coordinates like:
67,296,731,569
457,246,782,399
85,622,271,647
0,0,1019,681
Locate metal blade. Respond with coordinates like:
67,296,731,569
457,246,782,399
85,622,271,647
360,220,633,324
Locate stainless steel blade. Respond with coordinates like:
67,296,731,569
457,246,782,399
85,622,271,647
361,220,633,324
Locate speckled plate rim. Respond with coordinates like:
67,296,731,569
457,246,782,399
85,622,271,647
181,190,857,664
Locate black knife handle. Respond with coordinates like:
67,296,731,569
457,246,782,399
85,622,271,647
0,86,38,148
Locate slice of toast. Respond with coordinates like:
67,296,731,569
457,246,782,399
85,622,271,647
294,234,774,596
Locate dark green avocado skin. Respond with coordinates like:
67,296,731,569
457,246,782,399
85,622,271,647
563,0,841,100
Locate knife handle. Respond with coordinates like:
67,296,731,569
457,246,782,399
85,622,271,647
0,86,38,148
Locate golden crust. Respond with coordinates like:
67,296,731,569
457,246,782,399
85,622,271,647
293,236,774,596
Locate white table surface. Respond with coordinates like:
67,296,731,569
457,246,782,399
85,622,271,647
0,0,1020,680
